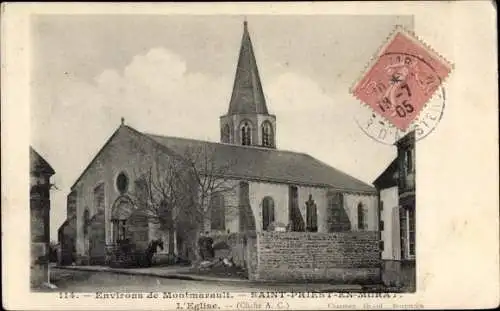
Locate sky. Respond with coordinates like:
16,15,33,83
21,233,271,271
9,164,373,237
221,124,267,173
30,14,413,241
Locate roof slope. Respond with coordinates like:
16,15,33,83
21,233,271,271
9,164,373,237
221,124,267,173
146,133,376,193
373,158,398,189
227,21,269,115
30,147,55,175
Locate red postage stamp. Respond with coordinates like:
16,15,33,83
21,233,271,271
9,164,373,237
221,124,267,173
351,27,453,131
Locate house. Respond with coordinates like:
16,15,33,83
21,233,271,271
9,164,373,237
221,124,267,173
30,147,55,288
62,21,381,282
374,131,416,290
58,191,77,265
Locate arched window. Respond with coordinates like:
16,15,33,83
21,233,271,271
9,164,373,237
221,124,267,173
240,121,252,146
357,202,366,230
261,121,273,147
210,193,225,230
221,124,231,143
306,194,318,232
262,196,275,231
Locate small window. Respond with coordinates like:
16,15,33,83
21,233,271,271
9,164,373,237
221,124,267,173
241,122,252,146
399,207,407,259
116,172,129,194
380,200,384,212
400,207,416,259
379,220,384,231
221,124,231,143
406,149,413,173
262,196,275,231
261,122,273,147
379,240,385,251
357,202,366,230
408,208,415,256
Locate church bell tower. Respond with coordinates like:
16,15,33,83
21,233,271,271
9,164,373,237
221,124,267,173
220,21,276,149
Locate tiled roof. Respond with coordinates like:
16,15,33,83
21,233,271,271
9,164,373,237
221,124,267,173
373,158,398,189
146,132,376,193
30,147,55,175
226,21,269,116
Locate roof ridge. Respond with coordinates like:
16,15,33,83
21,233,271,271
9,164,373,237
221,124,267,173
144,132,310,156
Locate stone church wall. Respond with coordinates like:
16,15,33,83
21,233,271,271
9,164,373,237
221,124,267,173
216,179,377,235
343,193,379,231
253,231,381,283
73,126,181,264
248,181,289,231
297,186,329,232
88,211,106,265
206,179,240,234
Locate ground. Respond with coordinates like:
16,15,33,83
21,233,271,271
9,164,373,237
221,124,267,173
36,267,375,293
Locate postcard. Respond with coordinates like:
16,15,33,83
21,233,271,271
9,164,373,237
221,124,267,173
1,2,498,310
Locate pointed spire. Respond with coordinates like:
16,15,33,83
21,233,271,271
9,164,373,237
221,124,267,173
227,20,269,115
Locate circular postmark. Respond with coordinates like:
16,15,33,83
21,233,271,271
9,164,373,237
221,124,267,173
355,85,445,145
354,51,447,145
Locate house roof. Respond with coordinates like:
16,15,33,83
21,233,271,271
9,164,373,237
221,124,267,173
146,132,376,193
373,158,398,189
57,215,76,235
30,147,55,175
226,21,269,116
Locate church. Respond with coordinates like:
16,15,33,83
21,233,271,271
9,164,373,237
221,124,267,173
61,21,379,268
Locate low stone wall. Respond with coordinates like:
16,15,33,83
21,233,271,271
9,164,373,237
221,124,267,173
211,232,248,268
254,231,381,283
210,231,258,277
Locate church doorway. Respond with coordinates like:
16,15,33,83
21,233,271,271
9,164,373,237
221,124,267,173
110,196,136,244
110,196,150,251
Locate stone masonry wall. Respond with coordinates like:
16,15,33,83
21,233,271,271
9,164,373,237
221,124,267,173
255,231,381,283
211,231,258,277
211,232,246,267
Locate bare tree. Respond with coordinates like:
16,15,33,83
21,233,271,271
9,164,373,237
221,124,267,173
130,143,238,263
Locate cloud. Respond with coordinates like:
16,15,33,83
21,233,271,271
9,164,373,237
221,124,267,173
33,47,394,240
34,48,231,239
266,72,395,184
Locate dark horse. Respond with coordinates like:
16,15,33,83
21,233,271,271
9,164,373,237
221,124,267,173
144,239,164,267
